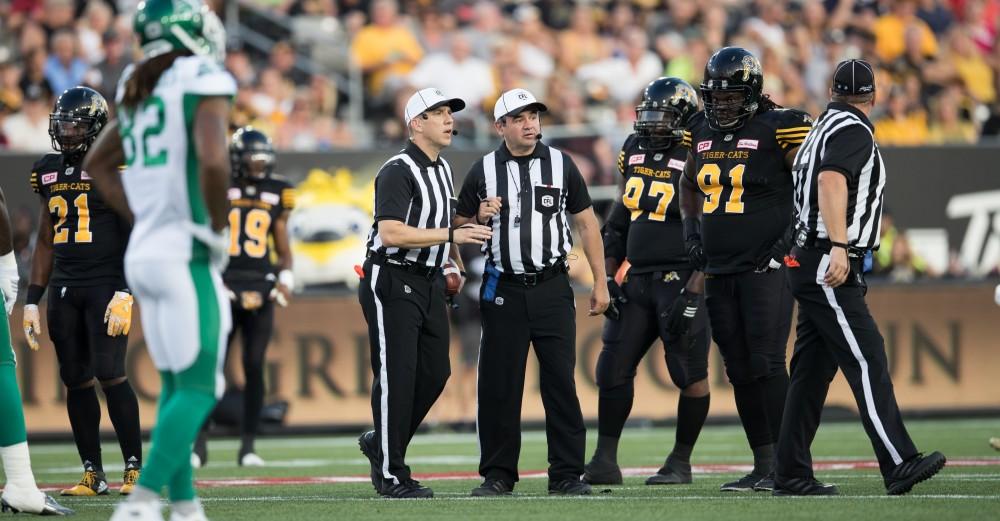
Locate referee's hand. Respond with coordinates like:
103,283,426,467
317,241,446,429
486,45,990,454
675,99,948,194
589,282,610,316
477,197,502,225
825,248,850,287
453,224,493,245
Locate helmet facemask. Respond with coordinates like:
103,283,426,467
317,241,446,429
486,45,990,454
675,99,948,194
48,112,102,156
634,106,683,149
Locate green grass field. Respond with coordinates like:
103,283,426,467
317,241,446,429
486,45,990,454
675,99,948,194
11,418,1000,520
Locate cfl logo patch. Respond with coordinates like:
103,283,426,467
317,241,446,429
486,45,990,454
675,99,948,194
403,285,412,294
494,297,504,305
541,195,554,208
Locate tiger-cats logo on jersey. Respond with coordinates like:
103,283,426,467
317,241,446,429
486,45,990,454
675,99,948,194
742,55,761,82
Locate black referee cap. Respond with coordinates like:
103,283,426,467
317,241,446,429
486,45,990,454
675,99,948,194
832,59,875,95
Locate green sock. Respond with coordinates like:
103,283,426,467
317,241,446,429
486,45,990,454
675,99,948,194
0,314,27,447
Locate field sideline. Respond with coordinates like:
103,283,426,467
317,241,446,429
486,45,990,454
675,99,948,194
10,418,1000,520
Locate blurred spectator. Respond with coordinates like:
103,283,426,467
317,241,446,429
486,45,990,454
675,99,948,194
40,0,76,35
0,60,23,113
874,0,939,63
408,33,495,119
84,29,130,103
44,29,87,96
225,48,257,89
249,67,294,129
350,0,423,103
576,30,661,105
270,40,311,86
916,0,954,35
77,0,114,65
510,4,556,83
415,9,455,56
2,82,52,152
18,21,48,55
927,83,977,143
946,29,995,104
18,48,51,104
875,87,929,145
463,0,505,60
557,4,610,73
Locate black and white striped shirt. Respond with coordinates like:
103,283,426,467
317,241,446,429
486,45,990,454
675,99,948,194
792,102,886,251
366,142,455,268
456,143,592,274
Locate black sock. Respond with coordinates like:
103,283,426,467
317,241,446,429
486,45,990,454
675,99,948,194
593,435,620,464
102,380,142,466
751,443,775,476
66,386,103,472
597,384,634,439
240,434,255,457
762,372,789,444
672,394,710,461
732,382,772,449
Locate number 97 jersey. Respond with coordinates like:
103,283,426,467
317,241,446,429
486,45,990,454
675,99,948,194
224,177,295,282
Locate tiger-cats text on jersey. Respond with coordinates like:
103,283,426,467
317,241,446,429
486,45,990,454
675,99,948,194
683,108,812,274
30,153,130,287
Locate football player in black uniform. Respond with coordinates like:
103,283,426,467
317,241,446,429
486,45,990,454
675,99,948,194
584,78,711,487
678,47,811,492
192,127,295,467
23,86,142,496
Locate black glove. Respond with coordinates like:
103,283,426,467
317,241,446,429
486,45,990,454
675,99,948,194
685,236,707,271
604,276,627,320
665,289,700,350
755,225,794,273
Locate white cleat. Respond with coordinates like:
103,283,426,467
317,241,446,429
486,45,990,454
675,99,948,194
168,500,209,521
109,500,164,521
239,453,265,467
190,453,202,469
1,485,74,516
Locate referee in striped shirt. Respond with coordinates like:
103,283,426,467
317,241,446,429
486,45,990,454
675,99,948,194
774,60,945,496
358,88,492,499
454,88,609,497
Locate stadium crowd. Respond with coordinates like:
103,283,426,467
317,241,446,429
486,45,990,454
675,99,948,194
0,0,996,283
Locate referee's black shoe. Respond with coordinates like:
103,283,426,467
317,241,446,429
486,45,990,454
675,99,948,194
381,478,434,499
583,458,622,485
772,477,839,496
358,430,381,494
470,478,513,497
548,479,592,495
720,472,767,492
886,451,946,496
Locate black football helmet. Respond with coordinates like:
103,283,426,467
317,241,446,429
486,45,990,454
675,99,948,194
230,127,275,180
634,77,699,150
700,47,763,131
48,86,109,158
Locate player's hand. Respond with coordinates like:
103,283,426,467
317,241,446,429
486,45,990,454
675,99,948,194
23,304,41,351
755,226,794,273
452,224,492,245
0,252,18,315
269,269,294,307
603,276,626,320
186,223,230,272
685,236,707,271
666,289,700,350
589,281,611,316
477,197,502,225
824,248,850,287
104,291,133,337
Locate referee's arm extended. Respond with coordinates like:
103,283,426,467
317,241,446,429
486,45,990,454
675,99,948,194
816,125,872,287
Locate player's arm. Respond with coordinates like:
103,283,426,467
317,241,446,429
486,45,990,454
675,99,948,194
84,120,133,223
564,157,608,316
602,201,629,277
818,170,849,287
0,187,17,317
379,165,491,247
194,97,232,233
453,164,499,228
679,152,707,270
270,208,294,305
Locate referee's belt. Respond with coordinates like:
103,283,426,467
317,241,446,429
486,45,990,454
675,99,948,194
795,236,867,258
366,251,442,279
496,261,568,287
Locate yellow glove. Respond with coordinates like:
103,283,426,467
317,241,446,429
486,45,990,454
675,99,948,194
23,304,41,351
104,291,133,337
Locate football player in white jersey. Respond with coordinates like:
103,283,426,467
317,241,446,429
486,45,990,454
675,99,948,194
84,1,234,520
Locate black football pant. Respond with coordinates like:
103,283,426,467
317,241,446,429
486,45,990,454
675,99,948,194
358,260,451,486
705,269,792,449
477,271,585,485
596,270,709,437
227,280,275,442
48,284,141,469
777,247,917,482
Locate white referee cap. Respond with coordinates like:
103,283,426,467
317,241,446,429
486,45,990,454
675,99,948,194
493,88,548,122
404,88,466,125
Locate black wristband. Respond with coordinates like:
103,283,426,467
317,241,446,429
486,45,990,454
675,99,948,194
682,217,702,241
459,270,467,277
26,284,45,305
448,226,454,243
830,241,849,250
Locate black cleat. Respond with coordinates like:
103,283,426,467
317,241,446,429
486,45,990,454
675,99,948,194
773,476,839,496
358,430,382,494
548,479,592,496
470,478,513,497
720,473,766,492
886,451,946,496
381,478,433,499
583,458,622,485
1,494,75,516
645,456,692,485
752,472,775,492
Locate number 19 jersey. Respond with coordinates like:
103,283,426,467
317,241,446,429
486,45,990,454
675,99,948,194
682,108,812,274
115,55,236,264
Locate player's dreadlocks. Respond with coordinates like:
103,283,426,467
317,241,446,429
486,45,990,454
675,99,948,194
756,93,782,114
120,50,192,110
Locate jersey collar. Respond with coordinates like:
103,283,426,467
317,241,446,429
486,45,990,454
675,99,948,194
827,102,874,130
496,141,550,163
404,141,443,169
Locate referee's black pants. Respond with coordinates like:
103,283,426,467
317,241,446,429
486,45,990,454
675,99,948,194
777,247,917,483
358,260,451,486
477,270,585,485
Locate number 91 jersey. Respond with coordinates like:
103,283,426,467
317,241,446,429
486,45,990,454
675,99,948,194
115,55,237,264
682,108,812,274
224,177,295,282
30,154,129,287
